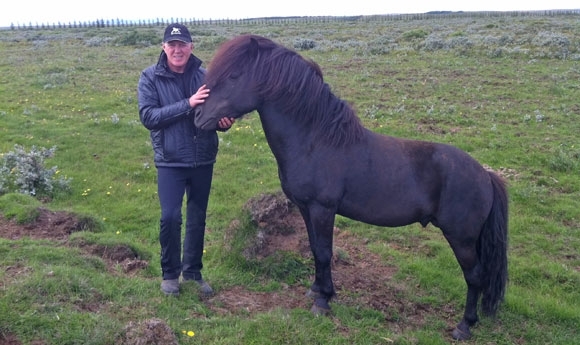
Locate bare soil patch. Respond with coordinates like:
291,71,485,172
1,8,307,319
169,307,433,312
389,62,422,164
0,208,82,241
0,208,147,276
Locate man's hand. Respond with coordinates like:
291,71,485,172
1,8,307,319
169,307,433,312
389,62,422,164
189,84,210,108
218,117,235,130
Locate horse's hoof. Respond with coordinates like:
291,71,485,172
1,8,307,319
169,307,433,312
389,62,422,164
310,303,331,316
451,325,472,341
306,289,322,300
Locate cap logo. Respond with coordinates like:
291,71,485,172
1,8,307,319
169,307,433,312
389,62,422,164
170,27,182,35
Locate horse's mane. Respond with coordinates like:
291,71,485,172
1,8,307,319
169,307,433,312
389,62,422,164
206,35,365,146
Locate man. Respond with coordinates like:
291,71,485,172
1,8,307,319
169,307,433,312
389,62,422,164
138,23,234,296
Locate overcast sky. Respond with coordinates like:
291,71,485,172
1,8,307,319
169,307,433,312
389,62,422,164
1,0,578,27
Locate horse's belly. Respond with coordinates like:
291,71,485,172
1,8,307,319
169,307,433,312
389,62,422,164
337,200,427,228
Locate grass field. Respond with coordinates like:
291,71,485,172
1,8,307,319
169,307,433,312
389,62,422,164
1,13,579,344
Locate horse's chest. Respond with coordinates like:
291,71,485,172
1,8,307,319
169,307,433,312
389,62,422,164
279,163,343,205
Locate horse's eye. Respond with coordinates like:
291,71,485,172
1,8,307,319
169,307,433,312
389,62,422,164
229,72,241,80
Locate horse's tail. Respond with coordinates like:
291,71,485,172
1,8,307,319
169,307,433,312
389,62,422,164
479,172,509,316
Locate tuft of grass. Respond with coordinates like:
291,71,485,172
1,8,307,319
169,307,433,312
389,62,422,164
0,193,41,224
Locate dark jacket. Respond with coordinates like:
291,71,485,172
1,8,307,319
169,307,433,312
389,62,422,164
138,52,218,168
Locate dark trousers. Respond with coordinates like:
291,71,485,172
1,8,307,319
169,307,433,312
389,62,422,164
157,165,213,280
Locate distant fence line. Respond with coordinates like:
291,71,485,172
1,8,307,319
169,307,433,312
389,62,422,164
7,9,580,30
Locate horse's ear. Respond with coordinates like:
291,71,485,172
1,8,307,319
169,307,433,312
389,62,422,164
248,37,260,59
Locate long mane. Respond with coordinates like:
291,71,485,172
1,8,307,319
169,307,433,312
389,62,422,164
206,35,365,146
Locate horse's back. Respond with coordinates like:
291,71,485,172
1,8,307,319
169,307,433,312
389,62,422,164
337,132,494,229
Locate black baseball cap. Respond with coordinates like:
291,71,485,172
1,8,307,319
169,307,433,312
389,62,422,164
163,23,192,43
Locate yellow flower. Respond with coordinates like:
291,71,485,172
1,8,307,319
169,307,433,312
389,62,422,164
181,330,195,337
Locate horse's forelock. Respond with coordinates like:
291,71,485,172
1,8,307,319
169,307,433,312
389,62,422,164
206,38,241,85
206,35,274,86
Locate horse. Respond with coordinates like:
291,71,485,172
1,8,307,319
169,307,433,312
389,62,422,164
195,34,508,340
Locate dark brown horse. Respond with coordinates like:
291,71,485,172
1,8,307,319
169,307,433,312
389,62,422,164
195,34,508,340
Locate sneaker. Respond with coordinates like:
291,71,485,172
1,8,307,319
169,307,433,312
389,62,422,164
183,277,214,297
195,279,214,297
161,279,180,296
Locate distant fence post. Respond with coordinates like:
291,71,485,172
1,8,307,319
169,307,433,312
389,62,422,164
6,10,579,31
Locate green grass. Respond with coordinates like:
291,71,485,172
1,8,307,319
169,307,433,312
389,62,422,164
0,194,41,223
1,14,580,344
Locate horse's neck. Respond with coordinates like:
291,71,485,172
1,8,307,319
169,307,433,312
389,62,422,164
257,105,312,162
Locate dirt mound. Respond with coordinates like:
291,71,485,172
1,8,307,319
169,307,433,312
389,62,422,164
76,241,149,275
117,318,178,345
0,208,83,241
238,191,311,259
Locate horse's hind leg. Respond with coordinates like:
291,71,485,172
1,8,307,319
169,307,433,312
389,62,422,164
443,232,482,340
298,203,336,314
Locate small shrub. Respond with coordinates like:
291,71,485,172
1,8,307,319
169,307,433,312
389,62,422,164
448,36,472,48
489,48,504,58
0,145,72,199
196,36,227,50
548,146,579,172
114,30,158,47
367,36,395,55
532,31,570,48
402,29,429,40
294,38,316,51
423,35,446,51
498,35,514,46
85,36,113,47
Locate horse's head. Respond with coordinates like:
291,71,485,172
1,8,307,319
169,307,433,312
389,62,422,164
195,35,268,130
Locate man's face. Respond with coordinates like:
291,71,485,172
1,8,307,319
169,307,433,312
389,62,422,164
163,40,192,73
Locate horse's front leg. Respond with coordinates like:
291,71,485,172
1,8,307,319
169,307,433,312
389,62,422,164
299,203,336,314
